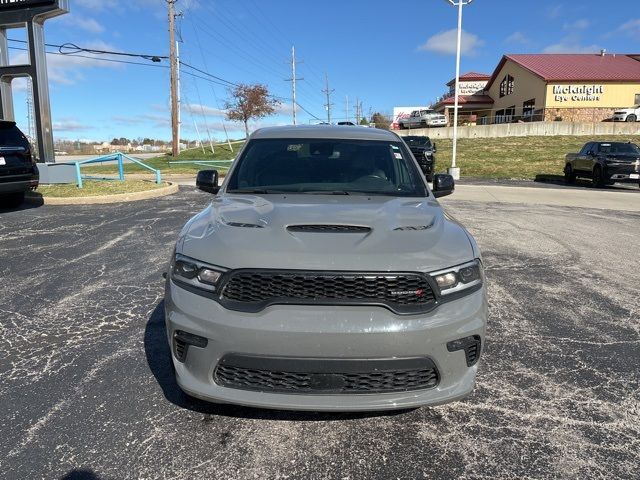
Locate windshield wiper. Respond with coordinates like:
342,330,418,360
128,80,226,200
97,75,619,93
303,190,351,195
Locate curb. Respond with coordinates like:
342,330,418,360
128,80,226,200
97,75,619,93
26,182,179,205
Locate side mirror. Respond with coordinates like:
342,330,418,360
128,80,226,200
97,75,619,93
432,173,455,198
196,169,220,194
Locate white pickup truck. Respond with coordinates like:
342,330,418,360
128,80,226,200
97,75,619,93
398,109,447,129
612,105,640,122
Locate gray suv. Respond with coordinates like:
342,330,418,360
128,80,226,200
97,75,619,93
165,125,487,411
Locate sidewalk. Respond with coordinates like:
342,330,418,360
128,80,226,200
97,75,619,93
443,184,640,212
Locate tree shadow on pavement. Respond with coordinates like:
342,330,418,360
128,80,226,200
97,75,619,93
144,300,412,422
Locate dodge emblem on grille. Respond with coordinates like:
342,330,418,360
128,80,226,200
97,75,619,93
391,289,424,296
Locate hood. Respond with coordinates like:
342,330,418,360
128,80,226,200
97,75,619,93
178,194,474,272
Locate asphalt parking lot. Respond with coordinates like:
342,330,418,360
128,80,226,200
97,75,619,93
1,187,639,479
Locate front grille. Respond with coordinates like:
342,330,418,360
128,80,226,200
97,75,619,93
287,224,371,233
218,270,436,314
214,355,439,394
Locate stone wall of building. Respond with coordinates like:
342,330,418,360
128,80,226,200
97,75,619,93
544,108,617,123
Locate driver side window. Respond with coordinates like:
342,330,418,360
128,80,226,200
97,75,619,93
579,143,593,155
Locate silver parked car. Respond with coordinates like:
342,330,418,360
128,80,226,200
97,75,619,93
164,125,487,411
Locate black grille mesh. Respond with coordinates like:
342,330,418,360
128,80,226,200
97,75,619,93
220,271,434,306
214,364,439,394
287,225,371,233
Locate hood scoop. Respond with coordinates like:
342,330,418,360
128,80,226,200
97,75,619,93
393,218,436,231
287,224,371,234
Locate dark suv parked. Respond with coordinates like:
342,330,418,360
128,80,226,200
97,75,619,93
403,135,437,182
0,121,38,207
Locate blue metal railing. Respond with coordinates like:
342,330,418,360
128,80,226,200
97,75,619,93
71,152,162,188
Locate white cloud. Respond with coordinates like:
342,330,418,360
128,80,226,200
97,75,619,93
418,29,485,56
60,14,105,34
546,4,563,19
563,19,590,30
53,118,89,132
543,36,601,54
183,103,227,117
618,19,640,38
505,31,530,45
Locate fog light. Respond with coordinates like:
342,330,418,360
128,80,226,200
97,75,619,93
175,330,208,348
447,335,482,367
173,330,208,363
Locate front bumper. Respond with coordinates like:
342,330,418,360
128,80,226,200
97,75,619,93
164,279,487,411
605,164,640,183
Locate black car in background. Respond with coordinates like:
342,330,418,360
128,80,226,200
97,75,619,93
564,141,640,188
0,120,39,207
403,135,437,182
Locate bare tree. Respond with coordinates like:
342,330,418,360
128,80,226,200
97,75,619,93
371,112,391,130
224,83,280,137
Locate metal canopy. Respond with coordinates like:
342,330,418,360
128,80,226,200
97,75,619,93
0,0,69,162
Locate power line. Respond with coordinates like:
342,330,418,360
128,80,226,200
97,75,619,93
178,60,238,87
295,101,321,121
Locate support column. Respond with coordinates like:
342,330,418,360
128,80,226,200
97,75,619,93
28,19,54,162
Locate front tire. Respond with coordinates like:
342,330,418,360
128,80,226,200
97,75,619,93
564,164,576,184
592,166,605,188
626,114,637,122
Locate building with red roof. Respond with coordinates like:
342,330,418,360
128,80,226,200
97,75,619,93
484,53,640,123
432,72,494,124
430,54,640,126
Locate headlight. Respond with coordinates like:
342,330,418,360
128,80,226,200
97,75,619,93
430,259,483,296
171,253,226,293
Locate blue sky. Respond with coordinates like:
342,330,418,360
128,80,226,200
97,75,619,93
6,0,640,142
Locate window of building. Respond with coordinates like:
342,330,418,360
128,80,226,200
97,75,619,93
635,93,640,105
523,99,536,117
499,75,514,98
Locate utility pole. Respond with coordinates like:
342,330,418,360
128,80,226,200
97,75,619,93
345,95,349,123
285,46,303,125
168,0,180,156
322,72,334,123
354,98,363,124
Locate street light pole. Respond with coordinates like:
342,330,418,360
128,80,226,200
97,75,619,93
446,0,473,180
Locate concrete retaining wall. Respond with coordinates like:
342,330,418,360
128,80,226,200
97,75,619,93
395,121,640,140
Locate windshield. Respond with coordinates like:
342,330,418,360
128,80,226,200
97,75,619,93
404,136,432,148
599,143,640,154
227,138,427,197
